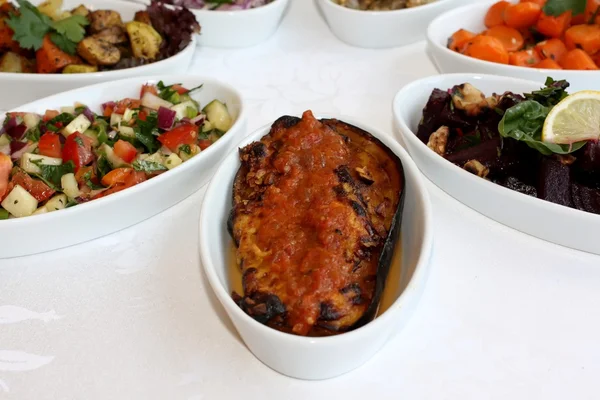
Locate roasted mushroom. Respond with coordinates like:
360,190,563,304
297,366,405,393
77,37,120,66
89,10,123,34
93,26,128,45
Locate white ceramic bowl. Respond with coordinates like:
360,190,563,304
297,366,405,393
200,116,433,380
426,1,600,92
393,73,600,255
317,0,463,49
1,75,246,258
0,0,196,110
190,0,289,48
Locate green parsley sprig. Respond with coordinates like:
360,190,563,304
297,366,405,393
543,0,586,16
7,0,89,55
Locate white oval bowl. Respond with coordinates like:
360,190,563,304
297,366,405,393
426,1,600,92
0,0,196,110
190,0,289,48
199,115,433,380
1,75,246,258
393,73,600,255
317,0,463,49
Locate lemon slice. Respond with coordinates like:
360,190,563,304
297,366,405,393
542,90,600,145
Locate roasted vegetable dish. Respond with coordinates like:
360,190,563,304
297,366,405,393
0,0,199,74
448,0,600,70
333,0,436,11
0,81,233,219
164,0,273,11
228,111,405,336
418,78,600,214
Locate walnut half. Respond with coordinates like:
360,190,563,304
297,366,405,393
463,159,489,178
427,126,450,156
451,83,490,116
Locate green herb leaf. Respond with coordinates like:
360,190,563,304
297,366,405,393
179,144,191,155
48,32,77,54
524,77,570,107
132,159,167,173
46,112,75,132
96,156,112,178
31,160,75,190
543,0,586,16
7,0,52,51
51,15,89,42
25,125,41,142
134,112,160,153
498,100,586,155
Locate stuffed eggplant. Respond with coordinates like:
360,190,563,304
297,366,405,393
228,111,405,337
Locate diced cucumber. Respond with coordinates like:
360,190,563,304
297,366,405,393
0,134,10,147
20,153,62,174
122,108,136,123
168,92,181,104
32,206,48,215
61,173,81,199
1,185,38,217
179,144,200,162
203,100,232,132
118,125,135,138
144,152,165,165
99,143,127,168
23,113,40,130
170,100,198,120
0,209,9,219
164,153,182,170
201,120,213,133
83,130,99,146
110,113,123,127
45,194,68,212
62,113,91,137
60,106,75,115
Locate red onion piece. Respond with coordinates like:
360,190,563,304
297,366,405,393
157,106,176,130
82,107,95,122
10,141,29,161
7,124,27,140
190,114,205,126
1,117,18,135
101,101,116,113
107,130,117,140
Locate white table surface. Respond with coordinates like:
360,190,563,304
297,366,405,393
2,1,600,398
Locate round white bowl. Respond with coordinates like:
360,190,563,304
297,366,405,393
0,0,196,110
200,116,433,380
317,0,463,49
1,75,246,258
426,1,600,92
190,0,289,48
393,73,600,255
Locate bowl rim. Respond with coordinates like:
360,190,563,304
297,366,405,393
393,72,600,224
427,0,600,74
0,75,247,228
0,0,196,81
199,114,434,345
188,0,288,15
319,0,451,16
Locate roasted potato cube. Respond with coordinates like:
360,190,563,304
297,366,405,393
125,22,162,60
93,26,127,45
89,10,123,33
71,4,90,17
37,0,62,19
134,11,152,26
77,37,120,66
62,64,98,73
0,52,31,73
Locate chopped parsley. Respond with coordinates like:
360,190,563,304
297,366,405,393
31,160,75,190
132,159,167,173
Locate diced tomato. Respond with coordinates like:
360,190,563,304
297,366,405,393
101,167,132,187
62,132,94,172
114,98,141,115
126,171,146,186
140,84,158,98
171,84,189,95
137,111,147,121
43,109,59,122
198,139,212,151
113,140,137,163
38,132,62,158
93,170,146,200
75,166,98,187
9,170,55,202
0,154,12,199
103,104,115,118
7,112,26,119
157,124,198,152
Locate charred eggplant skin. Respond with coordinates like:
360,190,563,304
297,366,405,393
229,112,405,336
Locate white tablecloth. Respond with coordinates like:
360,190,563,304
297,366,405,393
2,1,600,398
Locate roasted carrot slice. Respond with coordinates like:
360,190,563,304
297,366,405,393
585,0,600,24
534,38,568,62
485,1,511,28
509,49,542,66
520,0,546,5
560,48,599,69
564,24,600,55
504,2,542,29
536,11,572,38
35,35,80,74
485,25,524,52
535,58,562,69
448,29,476,53
464,35,510,64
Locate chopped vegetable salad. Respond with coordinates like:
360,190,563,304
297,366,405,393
0,81,233,219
